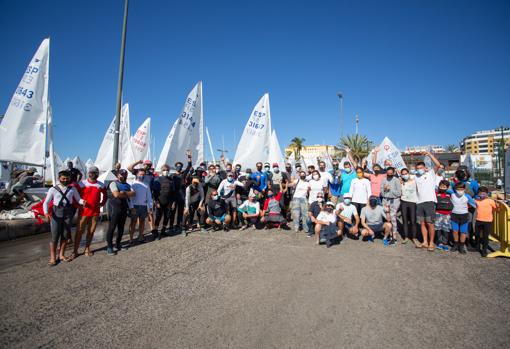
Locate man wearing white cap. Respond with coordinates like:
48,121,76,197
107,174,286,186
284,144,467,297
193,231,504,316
314,201,338,248
336,193,360,238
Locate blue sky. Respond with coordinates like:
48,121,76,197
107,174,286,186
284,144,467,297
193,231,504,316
1,0,509,162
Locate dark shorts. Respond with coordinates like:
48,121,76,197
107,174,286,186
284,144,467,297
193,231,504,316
367,223,384,233
131,205,148,220
417,202,436,223
451,213,470,234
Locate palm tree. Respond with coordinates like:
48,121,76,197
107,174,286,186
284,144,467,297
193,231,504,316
339,134,373,163
446,144,459,152
289,137,305,159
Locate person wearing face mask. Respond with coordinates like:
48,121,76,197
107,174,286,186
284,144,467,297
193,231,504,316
399,168,420,247
339,161,357,200
218,172,244,228
449,182,477,254
169,150,193,234
129,169,154,244
270,163,288,194
251,162,269,195
204,165,222,204
66,161,83,185
364,163,386,204
451,166,479,198
287,171,310,232
336,193,360,238
105,169,135,255
184,177,206,234
128,159,157,235
72,166,107,259
283,163,295,220
414,151,441,251
317,160,333,196
434,180,454,252
308,170,326,205
206,190,231,231
263,162,273,183
234,164,242,179
328,159,343,204
237,191,261,230
348,167,372,217
153,164,177,239
43,171,85,265
261,189,289,229
360,196,392,243
380,167,401,244
435,164,446,188
307,191,325,237
474,186,497,257
314,202,339,248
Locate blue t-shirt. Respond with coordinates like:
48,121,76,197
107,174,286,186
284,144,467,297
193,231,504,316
328,169,342,197
251,171,268,192
340,170,357,195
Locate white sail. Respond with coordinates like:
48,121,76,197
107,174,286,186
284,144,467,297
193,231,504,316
157,82,204,170
233,93,272,169
374,137,407,170
0,38,50,166
268,130,285,168
94,103,134,172
131,117,151,162
71,156,87,175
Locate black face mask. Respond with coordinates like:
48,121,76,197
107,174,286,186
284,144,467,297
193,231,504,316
374,169,381,174
176,165,183,171
300,176,306,180
369,199,378,207
257,167,262,172
387,174,394,179
285,168,291,172
235,167,241,172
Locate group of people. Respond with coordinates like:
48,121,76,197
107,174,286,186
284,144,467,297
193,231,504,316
42,147,499,266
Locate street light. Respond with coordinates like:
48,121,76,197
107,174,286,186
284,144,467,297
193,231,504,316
337,92,343,138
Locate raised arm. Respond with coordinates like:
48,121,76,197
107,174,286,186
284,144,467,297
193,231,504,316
127,160,143,174
424,151,441,171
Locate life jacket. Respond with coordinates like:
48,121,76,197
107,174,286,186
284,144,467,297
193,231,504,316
436,192,453,212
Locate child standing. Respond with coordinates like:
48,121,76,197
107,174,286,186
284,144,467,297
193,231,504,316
434,180,453,251
450,182,477,254
475,186,497,257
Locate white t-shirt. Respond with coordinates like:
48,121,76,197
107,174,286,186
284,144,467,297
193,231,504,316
316,211,337,225
308,179,325,204
348,178,372,204
319,170,333,188
415,170,437,204
292,179,310,199
336,202,358,221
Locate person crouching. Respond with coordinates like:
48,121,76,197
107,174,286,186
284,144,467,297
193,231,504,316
260,189,289,230
206,190,231,231
314,201,339,248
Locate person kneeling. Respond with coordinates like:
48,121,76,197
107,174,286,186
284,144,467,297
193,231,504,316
314,202,338,248
237,191,260,230
260,190,289,230
360,196,392,244
205,190,231,231
336,194,360,239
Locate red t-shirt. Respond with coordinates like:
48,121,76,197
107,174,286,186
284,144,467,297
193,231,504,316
79,179,107,216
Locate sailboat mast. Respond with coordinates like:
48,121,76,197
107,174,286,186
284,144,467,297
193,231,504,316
42,37,51,183
206,127,216,163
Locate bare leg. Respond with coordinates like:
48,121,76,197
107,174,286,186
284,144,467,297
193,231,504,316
427,222,435,248
49,242,57,264
420,221,428,247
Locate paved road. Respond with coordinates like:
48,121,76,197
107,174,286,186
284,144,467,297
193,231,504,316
1,227,509,349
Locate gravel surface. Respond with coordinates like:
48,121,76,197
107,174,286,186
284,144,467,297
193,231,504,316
1,228,509,349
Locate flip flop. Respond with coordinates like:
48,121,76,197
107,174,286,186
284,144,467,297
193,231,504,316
48,260,57,267
60,256,71,262
84,250,94,257
427,246,435,252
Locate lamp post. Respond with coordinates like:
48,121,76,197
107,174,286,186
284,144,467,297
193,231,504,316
112,0,129,168
337,92,343,138
355,114,359,135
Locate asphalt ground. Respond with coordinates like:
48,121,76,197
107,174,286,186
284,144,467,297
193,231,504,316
1,224,509,349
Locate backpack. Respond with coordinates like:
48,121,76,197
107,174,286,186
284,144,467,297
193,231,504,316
436,192,453,212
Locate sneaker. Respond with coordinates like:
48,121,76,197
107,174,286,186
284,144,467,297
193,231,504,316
307,232,314,238
437,244,449,252
401,238,409,244
294,226,299,233
319,237,327,244
326,240,333,248
481,250,488,258
450,244,459,253
367,236,374,243
200,228,208,234
239,225,248,231
459,244,467,254
388,239,396,246
281,225,291,231
223,225,230,232
106,247,116,256
383,238,389,246
116,245,123,252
